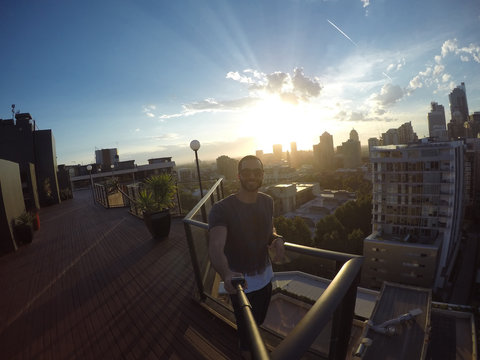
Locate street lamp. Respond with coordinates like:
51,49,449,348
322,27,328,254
190,140,206,222
86,164,94,202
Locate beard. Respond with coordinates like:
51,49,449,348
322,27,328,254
240,177,263,192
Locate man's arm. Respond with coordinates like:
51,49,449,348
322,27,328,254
209,225,243,293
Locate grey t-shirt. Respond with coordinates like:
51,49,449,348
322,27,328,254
208,193,273,275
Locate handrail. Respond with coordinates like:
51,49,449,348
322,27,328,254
271,255,363,360
183,177,223,224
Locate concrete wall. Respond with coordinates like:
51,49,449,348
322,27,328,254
0,159,26,254
362,236,439,290
35,130,61,206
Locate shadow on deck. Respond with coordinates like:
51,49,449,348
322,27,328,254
0,189,241,359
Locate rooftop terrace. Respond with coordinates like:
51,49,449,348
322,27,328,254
0,189,241,359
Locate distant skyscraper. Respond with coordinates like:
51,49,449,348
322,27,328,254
382,128,399,145
467,112,480,138
272,144,283,160
382,122,418,145
290,142,297,153
256,150,264,161
448,82,469,139
428,102,447,140
339,129,361,169
317,131,334,170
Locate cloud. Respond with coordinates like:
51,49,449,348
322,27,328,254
143,105,157,118
333,108,396,123
406,38,480,94
387,58,405,72
246,68,322,104
372,83,405,107
361,0,370,8
440,38,480,62
160,68,323,118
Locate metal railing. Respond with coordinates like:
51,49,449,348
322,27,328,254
93,183,130,208
183,178,363,359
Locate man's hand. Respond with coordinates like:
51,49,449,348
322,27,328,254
223,270,247,294
268,237,285,264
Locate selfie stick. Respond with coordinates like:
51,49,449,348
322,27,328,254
232,277,269,360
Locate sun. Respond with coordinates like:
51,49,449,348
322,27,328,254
239,94,331,153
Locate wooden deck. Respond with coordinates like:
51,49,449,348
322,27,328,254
0,190,241,359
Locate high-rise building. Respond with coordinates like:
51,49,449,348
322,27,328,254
317,132,335,170
382,122,418,145
272,144,283,161
397,121,418,144
338,129,361,169
467,111,480,138
365,140,465,294
428,102,447,140
255,150,264,161
448,82,469,139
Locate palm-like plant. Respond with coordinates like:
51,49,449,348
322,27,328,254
135,174,176,213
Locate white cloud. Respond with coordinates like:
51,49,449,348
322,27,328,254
409,75,423,90
361,0,370,8
433,64,445,76
373,83,405,107
441,38,480,63
407,38,480,94
143,105,157,118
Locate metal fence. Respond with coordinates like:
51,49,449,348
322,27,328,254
93,183,131,208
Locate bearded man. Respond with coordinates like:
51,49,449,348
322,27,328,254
208,155,285,357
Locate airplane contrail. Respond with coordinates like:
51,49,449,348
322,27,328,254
327,19,358,47
382,72,393,81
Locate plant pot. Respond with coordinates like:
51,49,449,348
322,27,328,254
30,211,40,231
143,210,171,240
13,224,34,244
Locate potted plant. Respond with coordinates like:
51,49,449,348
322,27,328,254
135,174,177,240
13,211,34,245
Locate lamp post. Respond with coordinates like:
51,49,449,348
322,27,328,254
86,165,94,203
190,140,206,222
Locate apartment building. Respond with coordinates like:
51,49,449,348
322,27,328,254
364,139,464,292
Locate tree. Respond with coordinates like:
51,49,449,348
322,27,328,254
314,214,346,247
274,216,312,247
347,229,365,255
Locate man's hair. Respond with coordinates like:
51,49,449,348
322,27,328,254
238,155,263,173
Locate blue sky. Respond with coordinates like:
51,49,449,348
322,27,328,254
1,0,479,166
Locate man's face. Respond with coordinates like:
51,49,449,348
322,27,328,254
238,158,264,192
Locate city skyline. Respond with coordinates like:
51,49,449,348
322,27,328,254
1,0,480,166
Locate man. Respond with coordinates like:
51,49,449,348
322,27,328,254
208,155,285,356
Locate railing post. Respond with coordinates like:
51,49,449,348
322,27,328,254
184,222,206,300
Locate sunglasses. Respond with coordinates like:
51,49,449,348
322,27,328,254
239,168,264,177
